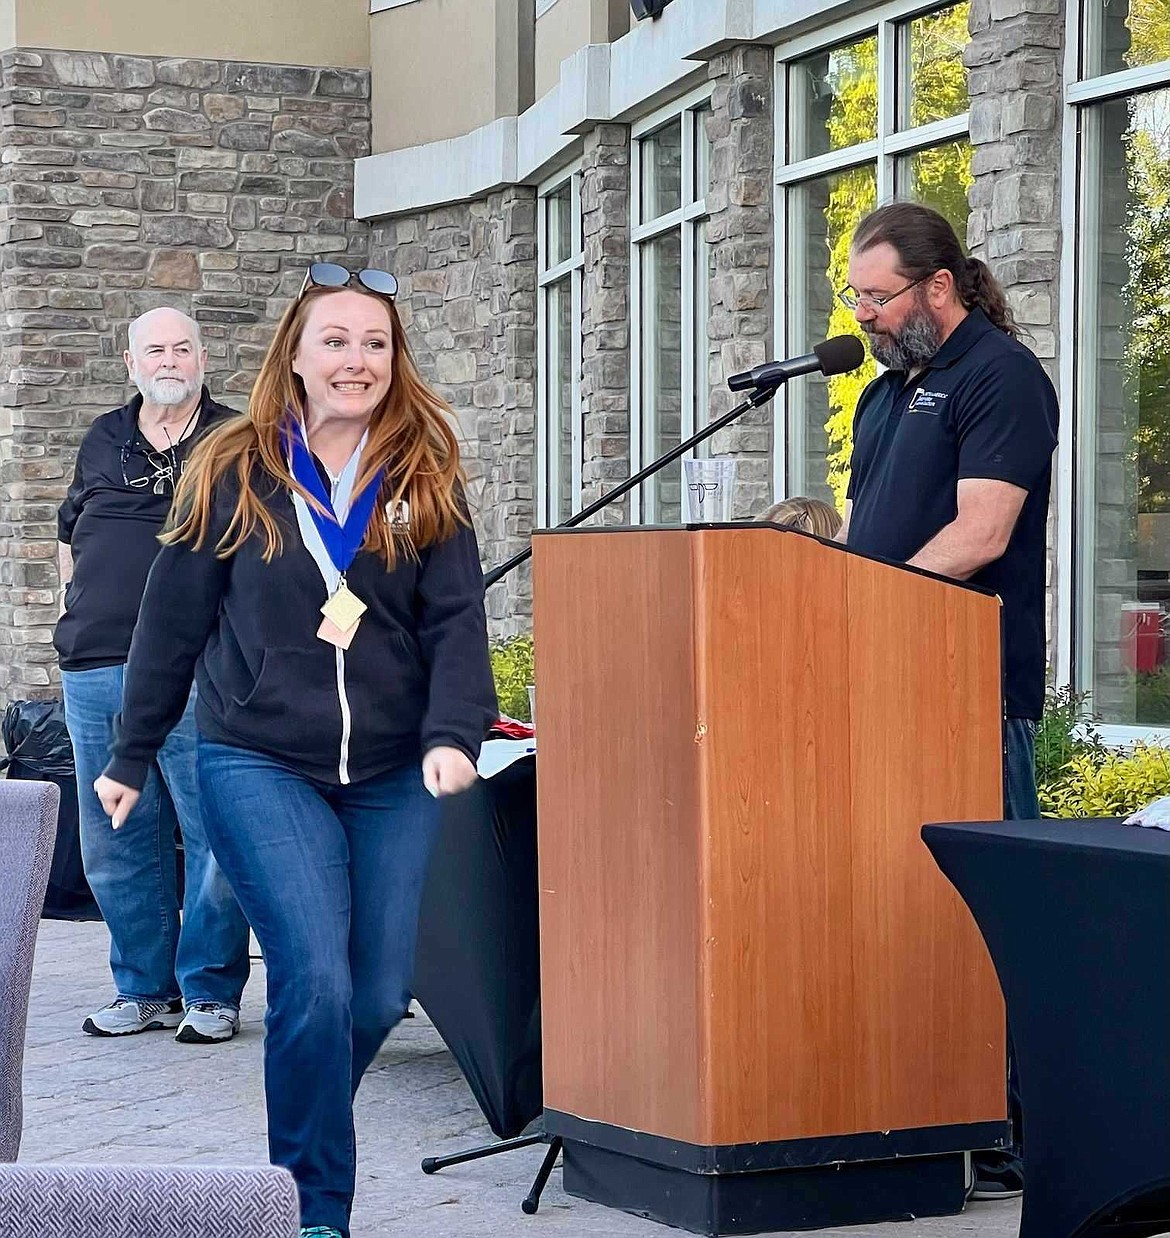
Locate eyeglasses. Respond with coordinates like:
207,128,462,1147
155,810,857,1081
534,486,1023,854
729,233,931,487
298,263,399,301
121,443,180,495
836,273,931,312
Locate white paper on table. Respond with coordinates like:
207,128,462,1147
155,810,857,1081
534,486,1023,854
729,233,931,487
477,737,536,780
1125,794,1170,830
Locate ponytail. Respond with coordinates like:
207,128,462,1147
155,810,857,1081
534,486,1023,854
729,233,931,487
852,203,1021,338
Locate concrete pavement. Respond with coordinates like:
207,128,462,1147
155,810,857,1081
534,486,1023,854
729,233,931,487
19,920,1022,1238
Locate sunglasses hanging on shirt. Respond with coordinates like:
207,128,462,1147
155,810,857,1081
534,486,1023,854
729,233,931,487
120,443,181,495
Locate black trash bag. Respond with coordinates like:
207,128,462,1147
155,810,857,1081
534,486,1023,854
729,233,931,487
2,698,102,922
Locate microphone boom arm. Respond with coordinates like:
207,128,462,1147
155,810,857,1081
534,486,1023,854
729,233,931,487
483,382,777,590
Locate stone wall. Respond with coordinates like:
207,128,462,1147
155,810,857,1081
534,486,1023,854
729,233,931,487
369,189,538,638
704,44,773,518
0,47,370,700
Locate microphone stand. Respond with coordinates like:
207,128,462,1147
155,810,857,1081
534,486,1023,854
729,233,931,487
484,382,777,589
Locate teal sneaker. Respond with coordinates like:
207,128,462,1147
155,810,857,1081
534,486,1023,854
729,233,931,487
300,1228,343,1238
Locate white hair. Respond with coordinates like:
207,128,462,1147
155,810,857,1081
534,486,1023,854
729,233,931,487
127,307,203,357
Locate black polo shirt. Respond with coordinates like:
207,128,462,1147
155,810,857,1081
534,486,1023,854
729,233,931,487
846,309,1058,720
55,388,237,671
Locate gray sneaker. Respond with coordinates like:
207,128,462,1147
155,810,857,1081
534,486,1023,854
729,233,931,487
175,1001,240,1044
82,997,184,1037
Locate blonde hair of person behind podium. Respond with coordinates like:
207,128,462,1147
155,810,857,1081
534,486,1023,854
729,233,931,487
758,496,842,539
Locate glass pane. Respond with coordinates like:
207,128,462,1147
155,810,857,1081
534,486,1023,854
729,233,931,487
546,276,574,524
1084,0,1170,79
786,165,877,506
898,2,970,130
1080,88,1170,725
788,36,878,164
894,140,974,240
545,181,573,270
642,229,683,522
641,119,682,221
693,220,713,453
693,105,711,204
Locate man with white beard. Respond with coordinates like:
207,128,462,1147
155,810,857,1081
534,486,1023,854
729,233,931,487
55,307,250,1043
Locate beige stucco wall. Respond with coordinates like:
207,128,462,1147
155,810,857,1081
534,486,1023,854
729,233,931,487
535,0,629,100
0,0,14,53
14,0,369,67
371,0,534,153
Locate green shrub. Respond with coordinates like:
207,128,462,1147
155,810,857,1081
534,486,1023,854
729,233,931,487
490,634,535,721
1040,741,1170,818
1136,667,1170,725
1034,684,1104,792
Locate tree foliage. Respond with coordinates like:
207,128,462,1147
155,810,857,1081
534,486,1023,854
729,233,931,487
1120,2,1170,512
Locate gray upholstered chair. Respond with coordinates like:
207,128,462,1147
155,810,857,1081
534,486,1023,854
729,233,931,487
0,1163,299,1236
0,779,59,1164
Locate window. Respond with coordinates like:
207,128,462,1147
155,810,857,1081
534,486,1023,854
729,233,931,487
1072,0,1170,729
774,2,972,508
631,90,713,524
537,170,583,527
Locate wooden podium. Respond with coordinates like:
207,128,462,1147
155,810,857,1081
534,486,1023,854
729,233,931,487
531,524,1008,1236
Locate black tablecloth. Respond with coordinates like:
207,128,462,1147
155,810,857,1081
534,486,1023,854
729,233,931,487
412,756,541,1140
923,816,1170,1238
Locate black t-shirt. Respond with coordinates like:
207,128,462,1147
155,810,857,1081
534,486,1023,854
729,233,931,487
845,309,1058,720
54,388,237,671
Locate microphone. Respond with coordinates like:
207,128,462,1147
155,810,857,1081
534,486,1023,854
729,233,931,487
727,336,865,392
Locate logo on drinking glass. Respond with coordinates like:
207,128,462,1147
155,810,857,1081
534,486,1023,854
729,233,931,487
682,457,738,524
688,480,721,505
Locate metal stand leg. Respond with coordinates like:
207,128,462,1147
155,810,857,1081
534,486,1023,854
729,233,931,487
521,1137,562,1215
421,1132,543,1174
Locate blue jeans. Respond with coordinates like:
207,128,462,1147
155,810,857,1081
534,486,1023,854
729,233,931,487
195,741,440,1235
61,665,250,1007
1003,716,1040,823
1002,714,1039,1163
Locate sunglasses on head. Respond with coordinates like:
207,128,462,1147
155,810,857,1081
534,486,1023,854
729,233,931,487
298,263,399,301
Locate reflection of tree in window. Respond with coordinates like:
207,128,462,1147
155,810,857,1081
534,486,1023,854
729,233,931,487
811,3,971,505
1126,102,1170,516
1092,0,1170,75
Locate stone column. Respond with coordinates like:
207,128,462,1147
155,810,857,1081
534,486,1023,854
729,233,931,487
704,44,774,518
965,0,1064,698
579,123,631,525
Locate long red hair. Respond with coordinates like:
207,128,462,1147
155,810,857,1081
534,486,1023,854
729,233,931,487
164,285,466,566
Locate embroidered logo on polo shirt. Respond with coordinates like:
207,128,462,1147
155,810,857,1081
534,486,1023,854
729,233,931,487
907,387,950,414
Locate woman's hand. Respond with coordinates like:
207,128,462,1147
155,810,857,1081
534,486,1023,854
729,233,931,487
422,746,478,798
93,775,140,830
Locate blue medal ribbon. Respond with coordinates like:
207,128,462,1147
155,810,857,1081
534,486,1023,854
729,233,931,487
283,418,385,576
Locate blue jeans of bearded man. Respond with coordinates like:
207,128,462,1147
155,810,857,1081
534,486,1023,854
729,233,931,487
1001,715,1039,1163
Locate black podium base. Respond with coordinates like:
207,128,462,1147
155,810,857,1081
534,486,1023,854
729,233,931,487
563,1142,967,1236
546,1111,1002,1237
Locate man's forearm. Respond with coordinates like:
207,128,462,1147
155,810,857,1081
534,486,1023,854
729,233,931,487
906,519,1005,580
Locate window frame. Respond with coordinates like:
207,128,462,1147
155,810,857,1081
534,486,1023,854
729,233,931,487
771,0,972,503
630,83,713,525
536,162,585,530
1064,2,1170,743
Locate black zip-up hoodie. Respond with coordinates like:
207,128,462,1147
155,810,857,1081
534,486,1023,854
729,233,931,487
104,469,497,791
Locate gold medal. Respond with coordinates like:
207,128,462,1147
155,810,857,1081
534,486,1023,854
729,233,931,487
321,582,367,632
